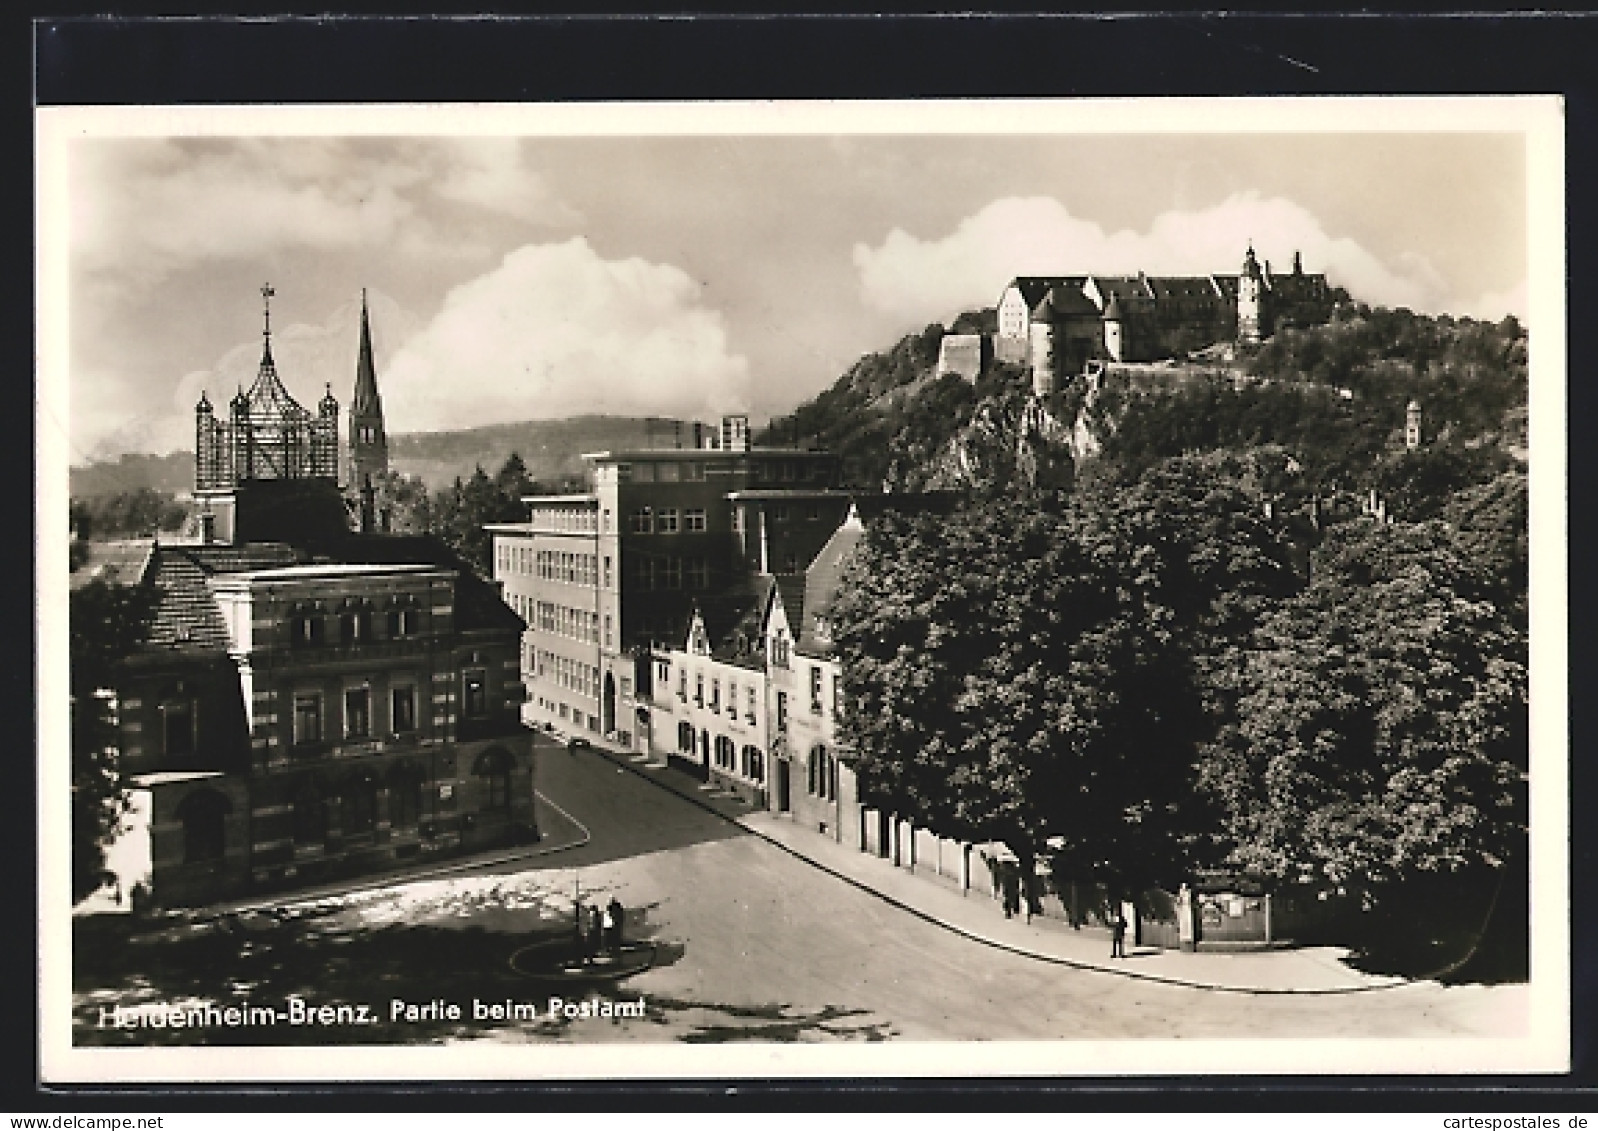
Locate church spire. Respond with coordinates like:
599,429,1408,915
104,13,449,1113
351,288,382,416
347,287,390,488
260,282,276,366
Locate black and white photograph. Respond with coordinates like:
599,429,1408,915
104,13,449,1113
36,96,1567,1082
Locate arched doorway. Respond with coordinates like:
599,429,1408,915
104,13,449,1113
602,672,617,734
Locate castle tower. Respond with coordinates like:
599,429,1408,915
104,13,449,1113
1405,399,1423,450
1238,244,1266,345
1102,292,1127,362
347,289,390,490
1029,291,1057,395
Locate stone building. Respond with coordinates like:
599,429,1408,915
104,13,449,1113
995,246,1335,382
81,287,532,910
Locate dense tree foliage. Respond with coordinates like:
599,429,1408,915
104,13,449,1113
70,489,190,541
1199,517,1527,899
834,452,1307,893
419,452,548,577
71,579,158,901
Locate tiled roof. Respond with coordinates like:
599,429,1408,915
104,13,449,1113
185,542,305,574
1145,276,1226,301
144,550,233,652
1008,276,1087,309
771,573,806,644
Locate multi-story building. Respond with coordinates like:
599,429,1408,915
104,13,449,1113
488,495,602,738
649,505,867,844
493,415,852,754
80,286,533,909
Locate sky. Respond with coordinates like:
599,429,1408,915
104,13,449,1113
53,107,1534,464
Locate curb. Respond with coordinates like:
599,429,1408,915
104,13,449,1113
586,742,1408,997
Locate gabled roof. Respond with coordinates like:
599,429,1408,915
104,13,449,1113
1006,276,1087,310
797,508,866,656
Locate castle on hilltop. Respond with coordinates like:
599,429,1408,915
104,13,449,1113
986,245,1335,395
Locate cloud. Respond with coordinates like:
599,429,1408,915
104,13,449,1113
1460,279,1528,322
852,193,1462,322
381,238,751,431
72,138,579,283
431,138,584,226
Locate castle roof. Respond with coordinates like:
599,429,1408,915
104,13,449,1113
1145,276,1226,302
1007,276,1088,309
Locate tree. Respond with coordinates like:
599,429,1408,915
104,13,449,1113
833,452,1303,895
1199,517,1527,904
70,579,157,901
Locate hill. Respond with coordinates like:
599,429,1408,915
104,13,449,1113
69,452,194,499
761,304,1528,503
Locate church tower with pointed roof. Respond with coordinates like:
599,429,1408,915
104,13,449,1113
346,289,390,492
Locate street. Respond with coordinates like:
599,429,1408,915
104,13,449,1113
72,736,1528,1045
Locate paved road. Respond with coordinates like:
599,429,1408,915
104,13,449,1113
72,735,1528,1050
475,737,1529,1042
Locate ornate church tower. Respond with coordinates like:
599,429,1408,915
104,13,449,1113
347,289,390,490
1237,243,1267,345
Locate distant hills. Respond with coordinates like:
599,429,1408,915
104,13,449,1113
69,414,696,499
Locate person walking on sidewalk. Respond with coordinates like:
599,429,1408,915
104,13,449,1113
604,896,625,954
1110,908,1128,958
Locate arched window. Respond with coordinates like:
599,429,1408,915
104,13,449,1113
474,746,514,813
177,789,230,864
340,773,378,836
292,781,326,846
387,763,423,829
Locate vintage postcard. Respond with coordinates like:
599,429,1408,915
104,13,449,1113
36,97,1568,1083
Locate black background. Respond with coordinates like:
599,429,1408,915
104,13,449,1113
20,10,1598,1113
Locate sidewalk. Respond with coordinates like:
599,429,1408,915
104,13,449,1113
586,738,1412,996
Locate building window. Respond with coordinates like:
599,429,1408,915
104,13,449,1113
463,671,488,718
808,745,835,800
603,556,612,587
344,687,371,738
177,789,229,864
604,614,614,647
475,747,514,813
694,673,704,707
772,632,790,668
657,461,680,483
807,504,821,522
678,669,688,701
773,505,790,523
387,606,417,638
293,694,322,747
715,735,735,770
685,508,707,532
782,553,798,573
656,508,680,534
746,685,757,723
728,681,739,718
340,609,369,645
662,557,682,590
391,685,417,734
293,613,323,647
776,690,789,732
710,679,720,711
630,508,653,534
731,508,744,534
810,666,824,713
162,700,195,758
687,558,708,590
684,462,705,482
678,720,694,753
742,745,764,783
